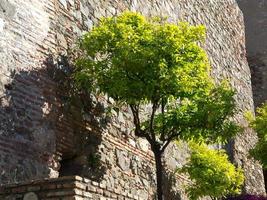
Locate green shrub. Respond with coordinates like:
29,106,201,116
246,103,267,169
179,143,244,200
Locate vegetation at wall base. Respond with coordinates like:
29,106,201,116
246,103,267,169
178,142,244,200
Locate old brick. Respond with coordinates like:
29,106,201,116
96,188,103,195
42,184,57,190
12,186,26,193
27,186,41,192
103,190,111,197
86,184,96,193
46,190,75,197
74,182,86,190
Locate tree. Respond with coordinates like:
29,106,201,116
247,103,267,169
179,142,244,200
74,12,241,200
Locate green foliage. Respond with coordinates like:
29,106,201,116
179,143,244,200
76,12,209,102
74,11,243,200
146,81,241,144
75,11,240,146
247,103,267,169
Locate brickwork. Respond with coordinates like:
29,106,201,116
0,0,265,199
0,176,135,200
0,175,192,200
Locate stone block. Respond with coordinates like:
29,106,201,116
23,192,38,200
0,0,16,18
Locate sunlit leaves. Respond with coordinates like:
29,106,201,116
76,12,209,103
141,82,240,144
179,143,244,200
248,103,267,169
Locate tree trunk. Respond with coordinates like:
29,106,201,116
153,149,163,200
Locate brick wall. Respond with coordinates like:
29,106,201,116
0,176,140,200
0,0,265,198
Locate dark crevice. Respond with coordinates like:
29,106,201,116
264,170,267,192
247,55,266,108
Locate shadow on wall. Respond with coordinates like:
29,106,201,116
0,54,186,196
162,170,182,200
0,54,108,183
0,66,59,183
247,55,267,108
44,55,184,196
43,54,108,181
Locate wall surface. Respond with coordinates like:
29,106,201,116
0,0,265,198
237,0,267,107
237,0,267,193
0,176,143,200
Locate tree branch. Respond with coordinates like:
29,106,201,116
160,129,181,153
130,104,152,143
150,101,159,142
160,98,166,141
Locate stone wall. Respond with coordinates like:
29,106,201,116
0,0,265,198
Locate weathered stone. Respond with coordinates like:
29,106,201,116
0,0,16,18
116,149,130,171
27,186,40,192
23,192,38,200
0,18,4,32
137,138,149,152
59,0,68,9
